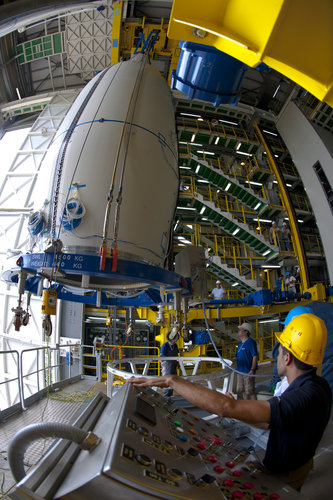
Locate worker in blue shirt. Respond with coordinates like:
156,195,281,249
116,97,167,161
129,313,331,491
235,322,258,400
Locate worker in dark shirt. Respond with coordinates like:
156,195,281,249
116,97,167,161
129,313,331,491
159,338,179,398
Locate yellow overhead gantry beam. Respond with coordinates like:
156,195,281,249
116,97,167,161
168,0,333,106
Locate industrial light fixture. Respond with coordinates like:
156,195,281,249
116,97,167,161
253,218,272,223
16,88,22,100
179,141,188,145
176,206,196,210
261,265,281,269
254,202,261,210
236,142,241,151
179,166,191,169
245,180,262,186
173,18,249,49
195,165,201,174
286,183,292,187
225,182,231,191
259,318,279,324
191,134,196,142
237,151,252,156
272,84,281,99
298,220,304,223
274,154,279,158
191,142,202,146
263,129,278,136
186,224,193,229
197,179,209,183
200,207,206,215
219,119,238,126
197,150,215,155
214,137,220,145
232,282,239,287
262,250,271,256
180,112,202,118
232,228,240,236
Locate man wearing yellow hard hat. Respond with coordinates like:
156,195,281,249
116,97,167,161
128,312,332,491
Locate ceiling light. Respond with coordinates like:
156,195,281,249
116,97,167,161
180,112,202,118
262,250,271,256
197,179,209,183
253,218,272,223
191,142,202,146
237,151,252,156
259,318,279,324
16,88,22,100
197,150,215,155
286,183,292,187
214,137,220,145
225,182,231,191
236,142,241,151
195,165,201,174
200,207,206,215
232,228,240,236
263,129,278,136
191,134,196,142
219,119,238,126
272,84,281,99
176,206,196,210
179,166,191,169
179,141,188,144
260,265,281,269
298,220,304,223
245,180,262,186
254,202,261,210
232,282,239,287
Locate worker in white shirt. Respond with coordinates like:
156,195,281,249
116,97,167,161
210,280,226,300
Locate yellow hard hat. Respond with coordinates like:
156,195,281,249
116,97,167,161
276,313,327,365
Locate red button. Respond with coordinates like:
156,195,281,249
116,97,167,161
208,456,217,463
197,442,206,450
214,465,225,473
226,461,235,468
253,494,265,500
243,482,254,489
232,470,242,477
212,437,222,445
233,492,245,499
270,495,280,499
223,479,235,487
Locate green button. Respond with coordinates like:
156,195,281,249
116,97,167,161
173,420,181,426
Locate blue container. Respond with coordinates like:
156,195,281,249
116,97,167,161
190,330,210,345
66,351,73,366
171,41,248,106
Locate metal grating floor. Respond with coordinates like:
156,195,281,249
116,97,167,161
0,379,105,498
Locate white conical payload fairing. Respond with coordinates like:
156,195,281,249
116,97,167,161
30,54,179,290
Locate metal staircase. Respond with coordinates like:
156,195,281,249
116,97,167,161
191,193,279,260
205,251,259,293
186,155,269,214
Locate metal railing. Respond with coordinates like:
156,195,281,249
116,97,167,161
81,343,160,380
106,356,234,398
0,344,80,415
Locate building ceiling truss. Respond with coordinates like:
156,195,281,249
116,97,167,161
0,91,78,255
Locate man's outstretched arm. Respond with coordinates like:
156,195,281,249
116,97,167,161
127,375,270,428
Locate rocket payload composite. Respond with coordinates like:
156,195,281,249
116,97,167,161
10,54,183,294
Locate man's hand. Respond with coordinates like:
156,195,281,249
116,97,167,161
127,375,174,388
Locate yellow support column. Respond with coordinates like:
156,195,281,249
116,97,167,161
110,1,123,65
